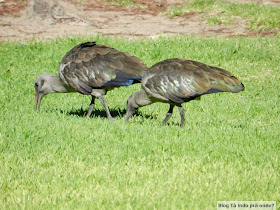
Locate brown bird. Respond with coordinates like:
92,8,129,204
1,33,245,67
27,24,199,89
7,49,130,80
34,42,148,120
125,58,245,127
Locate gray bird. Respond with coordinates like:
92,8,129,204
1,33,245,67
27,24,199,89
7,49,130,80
125,58,245,127
34,42,148,120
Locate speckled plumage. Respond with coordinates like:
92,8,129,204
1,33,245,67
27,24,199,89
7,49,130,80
59,42,147,94
125,58,244,127
34,42,148,120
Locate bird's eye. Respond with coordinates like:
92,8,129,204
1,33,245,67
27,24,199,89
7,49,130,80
34,82,39,88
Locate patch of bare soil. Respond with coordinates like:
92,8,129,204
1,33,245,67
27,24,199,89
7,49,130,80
0,0,279,41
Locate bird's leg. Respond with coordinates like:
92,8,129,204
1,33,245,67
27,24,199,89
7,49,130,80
86,96,95,118
177,106,185,127
162,104,175,126
97,95,115,121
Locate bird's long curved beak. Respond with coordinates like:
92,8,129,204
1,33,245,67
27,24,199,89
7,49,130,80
35,92,43,111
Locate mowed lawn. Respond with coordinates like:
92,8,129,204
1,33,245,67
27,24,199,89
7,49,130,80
0,35,279,209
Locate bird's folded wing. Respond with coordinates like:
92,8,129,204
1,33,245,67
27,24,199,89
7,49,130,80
102,70,143,87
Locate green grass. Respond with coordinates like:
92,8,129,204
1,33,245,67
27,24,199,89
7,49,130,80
102,0,133,7
0,35,280,209
166,0,280,32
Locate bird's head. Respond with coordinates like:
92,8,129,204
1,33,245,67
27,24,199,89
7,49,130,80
125,93,139,123
125,90,152,123
34,73,58,111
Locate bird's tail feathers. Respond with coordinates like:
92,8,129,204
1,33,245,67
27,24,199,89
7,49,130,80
210,78,244,93
226,82,245,93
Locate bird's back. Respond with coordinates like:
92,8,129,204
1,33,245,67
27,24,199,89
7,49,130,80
59,42,148,95
142,58,244,104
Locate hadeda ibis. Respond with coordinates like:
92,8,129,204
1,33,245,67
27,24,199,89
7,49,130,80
125,58,244,127
34,42,148,120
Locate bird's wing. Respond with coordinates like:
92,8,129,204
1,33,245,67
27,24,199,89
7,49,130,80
185,60,244,93
203,65,245,93
59,43,148,94
144,72,201,104
96,50,147,87
102,69,143,87
144,59,244,103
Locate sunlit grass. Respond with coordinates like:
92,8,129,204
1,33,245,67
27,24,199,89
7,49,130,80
102,0,133,7
165,0,280,32
0,35,279,209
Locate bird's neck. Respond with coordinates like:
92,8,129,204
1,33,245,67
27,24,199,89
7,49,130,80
126,90,152,122
133,90,152,108
51,75,72,93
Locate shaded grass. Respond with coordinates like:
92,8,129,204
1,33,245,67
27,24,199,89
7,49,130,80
0,35,280,209
166,0,280,32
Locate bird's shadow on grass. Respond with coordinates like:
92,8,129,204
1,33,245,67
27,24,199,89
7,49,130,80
66,107,126,118
47,108,180,126
62,108,155,120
